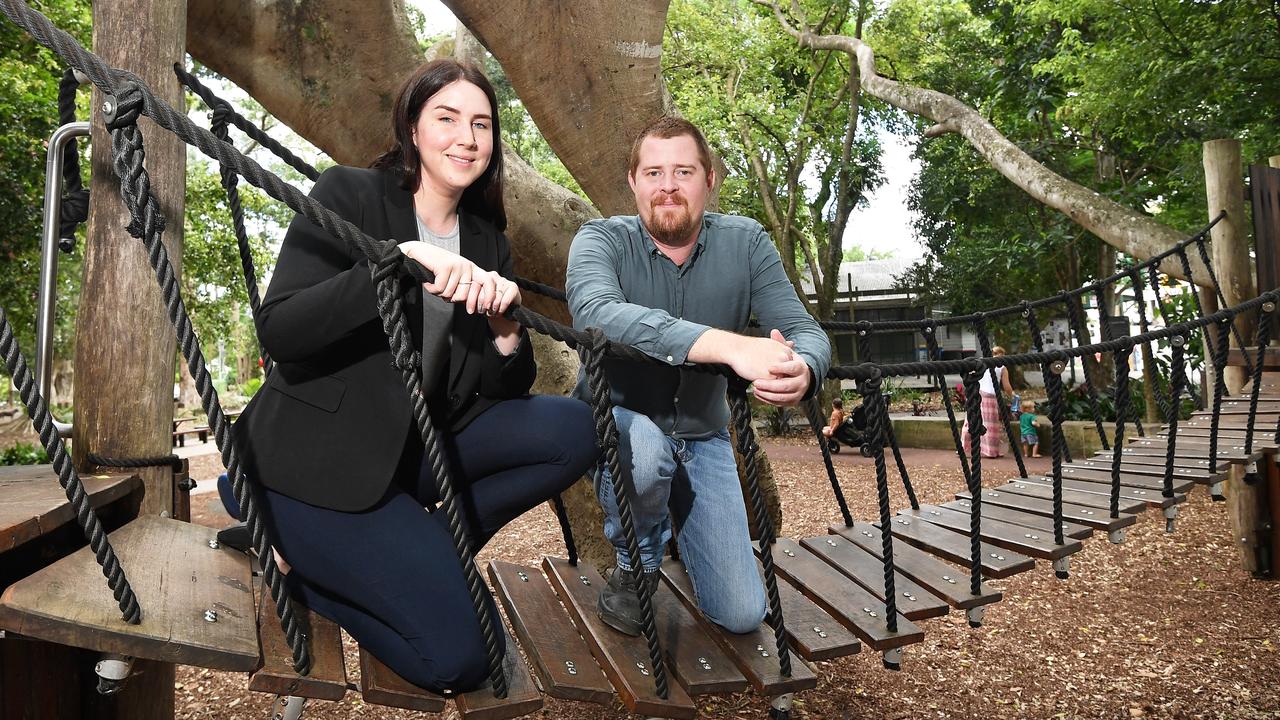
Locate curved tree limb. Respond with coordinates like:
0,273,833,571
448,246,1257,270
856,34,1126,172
751,0,1212,285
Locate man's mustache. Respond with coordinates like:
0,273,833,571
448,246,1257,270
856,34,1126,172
651,194,688,208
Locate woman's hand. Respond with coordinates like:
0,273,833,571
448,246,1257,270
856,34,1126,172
399,241,494,315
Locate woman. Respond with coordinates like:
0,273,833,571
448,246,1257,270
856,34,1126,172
961,346,1014,458
233,59,598,694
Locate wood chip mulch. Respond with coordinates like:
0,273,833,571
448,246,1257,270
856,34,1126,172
178,437,1280,720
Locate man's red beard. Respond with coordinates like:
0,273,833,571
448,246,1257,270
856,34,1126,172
646,195,697,246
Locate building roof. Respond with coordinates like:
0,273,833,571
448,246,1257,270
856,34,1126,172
800,257,913,297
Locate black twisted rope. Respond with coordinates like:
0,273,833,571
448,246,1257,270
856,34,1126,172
923,324,972,482
1163,340,1187,499
1130,269,1170,425
56,67,88,250
855,327,919,509
0,306,141,622
819,213,1226,334
1243,303,1274,458
961,367,984,597
366,253,507,695
101,81,312,674
859,374,900,630
578,329,668,698
727,383,792,675
1107,347,1133,519
1022,303,1071,464
85,452,183,473
1064,293,1110,449
550,494,578,565
1193,236,1253,378
1207,316,1232,478
172,64,320,183
801,396,853,526
1145,264,1204,410
515,276,568,303
1042,355,1068,545
973,316,1027,478
206,100,273,374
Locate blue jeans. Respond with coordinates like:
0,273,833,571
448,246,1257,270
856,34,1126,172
594,406,767,634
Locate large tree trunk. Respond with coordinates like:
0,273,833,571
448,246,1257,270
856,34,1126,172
752,1,1212,286
440,0,672,216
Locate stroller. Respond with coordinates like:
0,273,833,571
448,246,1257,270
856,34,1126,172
825,400,870,455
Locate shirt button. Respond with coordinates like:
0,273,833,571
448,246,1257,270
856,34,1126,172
666,355,674,363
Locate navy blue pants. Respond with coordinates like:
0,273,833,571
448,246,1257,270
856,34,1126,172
252,395,597,693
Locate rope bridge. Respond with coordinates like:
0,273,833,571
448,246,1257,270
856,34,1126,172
0,1,1275,717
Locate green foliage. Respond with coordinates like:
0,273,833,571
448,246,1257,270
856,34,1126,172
1,442,49,466
873,0,1278,328
0,0,90,359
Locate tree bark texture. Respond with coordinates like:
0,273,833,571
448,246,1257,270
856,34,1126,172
1203,138,1257,395
66,1,188,717
441,0,672,217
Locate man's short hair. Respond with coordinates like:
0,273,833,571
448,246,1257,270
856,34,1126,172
629,116,714,177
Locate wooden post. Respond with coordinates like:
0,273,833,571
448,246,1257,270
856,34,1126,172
1205,139,1267,576
56,1,187,717
1202,139,1257,395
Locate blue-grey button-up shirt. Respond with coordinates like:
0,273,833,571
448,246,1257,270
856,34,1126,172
567,212,831,439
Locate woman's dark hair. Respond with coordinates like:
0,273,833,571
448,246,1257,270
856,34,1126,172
372,59,506,230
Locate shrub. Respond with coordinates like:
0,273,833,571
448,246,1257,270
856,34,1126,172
1,442,49,466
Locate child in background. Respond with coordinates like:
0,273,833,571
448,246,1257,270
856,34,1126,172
1020,410,1041,458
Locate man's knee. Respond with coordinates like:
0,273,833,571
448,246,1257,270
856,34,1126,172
713,595,767,635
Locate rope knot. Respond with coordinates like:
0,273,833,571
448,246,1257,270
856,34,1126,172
372,238,405,283
1019,300,1032,318
103,81,143,131
210,101,234,135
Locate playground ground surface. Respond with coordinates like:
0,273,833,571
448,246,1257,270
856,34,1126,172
163,436,1279,718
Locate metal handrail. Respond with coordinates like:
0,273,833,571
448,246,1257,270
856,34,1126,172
37,121,90,438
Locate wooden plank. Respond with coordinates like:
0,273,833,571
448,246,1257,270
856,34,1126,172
0,467,141,553
829,522,1001,610
542,557,696,719
937,500,1092,540
0,516,258,670
358,648,447,712
898,505,1083,561
988,482,1148,514
1066,460,1217,484
487,561,613,704
647,575,749,696
659,561,817,695
1091,452,1223,474
767,539,923,651
454,625,544,720
1050,465,1199,491
760,563,860,661
877,515,1036,579
249,596,347,700
952,493,1137,533
798,536,949,620
1014,477,1184,510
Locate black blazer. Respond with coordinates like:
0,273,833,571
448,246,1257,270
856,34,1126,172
234,166,536,512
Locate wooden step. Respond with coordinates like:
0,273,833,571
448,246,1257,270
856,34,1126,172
768,539,923,651
797,535,949,620
542,557,696,719
987,482,1147,514
1091,452,1220,473
876,515,1035,579
249,593,347,700
952,493,1136,534
660,561,817,695
358,647,446,712
648,571,750,696
937,500,1092,539
1013,477,1184,510
758,562,860,661
898,506,1082,561
488,561,613,704
1065,460,1217,484
0,466,141,554
0,515,258,671
829,522,1002,610
1037,466,1197,494
454,625,544,720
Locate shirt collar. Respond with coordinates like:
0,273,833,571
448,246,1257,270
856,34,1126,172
641,214,709,260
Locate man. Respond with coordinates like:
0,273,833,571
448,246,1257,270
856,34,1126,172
566,117,831,636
